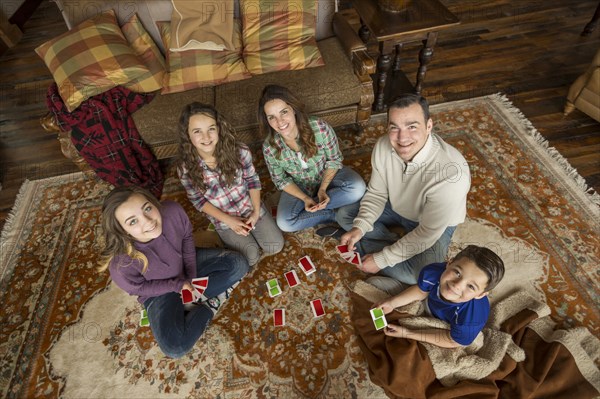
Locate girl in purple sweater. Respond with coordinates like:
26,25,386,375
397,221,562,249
99,186,249,358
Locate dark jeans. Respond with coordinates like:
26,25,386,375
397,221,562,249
144,248,248,358
336,201,455,285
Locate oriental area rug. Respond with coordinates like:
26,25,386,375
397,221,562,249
1,95,599,399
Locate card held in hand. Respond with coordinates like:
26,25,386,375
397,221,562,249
370,307,388,330
181,288,195,304
191,277,209,296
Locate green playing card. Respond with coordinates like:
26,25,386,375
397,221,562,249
269,286,281,296
371,308,384,318
140,309,150,327
374,317,386,330
268,279,278,288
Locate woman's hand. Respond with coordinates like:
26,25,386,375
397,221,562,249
303,196,319,212
315,189,330,210
244,209,260,230
225,215,253,236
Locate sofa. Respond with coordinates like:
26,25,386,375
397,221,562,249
564,48,600,123
41,0,375,172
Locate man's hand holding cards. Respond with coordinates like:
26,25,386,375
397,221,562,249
336,244,362,268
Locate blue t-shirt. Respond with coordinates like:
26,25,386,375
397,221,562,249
417,263,489,346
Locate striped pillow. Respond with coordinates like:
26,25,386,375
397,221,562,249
240,0,324,75
158,21,251,94
120,13,166,93
35,10,150,112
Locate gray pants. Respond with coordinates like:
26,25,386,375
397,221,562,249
217,206,284,266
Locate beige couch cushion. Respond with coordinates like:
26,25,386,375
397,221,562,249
215,37,362,136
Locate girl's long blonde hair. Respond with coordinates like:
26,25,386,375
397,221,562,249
98,186,161,273
177,103,244,192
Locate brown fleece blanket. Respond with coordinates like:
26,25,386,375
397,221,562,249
351,281,600,398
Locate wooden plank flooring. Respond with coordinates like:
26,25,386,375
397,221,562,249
0,0,599,230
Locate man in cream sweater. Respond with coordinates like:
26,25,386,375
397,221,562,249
337,93,470,286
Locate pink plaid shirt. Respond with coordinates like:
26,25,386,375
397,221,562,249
179,147,264,230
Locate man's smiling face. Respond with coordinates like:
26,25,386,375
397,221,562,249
387,103,433,162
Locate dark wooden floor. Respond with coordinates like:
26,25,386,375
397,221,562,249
1,0,599,230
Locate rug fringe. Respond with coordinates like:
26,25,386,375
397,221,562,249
490,93,600,208
0,180,33,279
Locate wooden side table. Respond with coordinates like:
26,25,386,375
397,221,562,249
351,0,459,111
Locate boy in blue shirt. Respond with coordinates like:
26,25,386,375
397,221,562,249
373,245,505,347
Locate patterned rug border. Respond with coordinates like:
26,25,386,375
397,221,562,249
438,94,599,213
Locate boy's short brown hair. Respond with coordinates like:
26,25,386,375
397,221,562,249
453,245,505,291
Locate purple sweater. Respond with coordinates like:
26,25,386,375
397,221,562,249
109,201,197,304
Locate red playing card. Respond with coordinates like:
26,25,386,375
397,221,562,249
350,253,362,266
311,299,325,317
336,244,349,254
284,270,300,287
299,256,316,275
273,308,285,326
181,288,194,304
192,277,208,289
271,206,278,217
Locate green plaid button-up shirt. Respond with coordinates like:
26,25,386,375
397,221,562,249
262,117,343,194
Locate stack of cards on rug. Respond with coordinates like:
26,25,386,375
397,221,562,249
181,277,210,304
336,244,362,267
284,270,300,288
266,278,283,297
370,307,388,330
273,308,285,326
298,255,316,276
310,299,325,318
139,309,150,327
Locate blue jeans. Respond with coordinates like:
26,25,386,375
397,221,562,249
144,248,248,358
336,201,456,285
276,166,366,232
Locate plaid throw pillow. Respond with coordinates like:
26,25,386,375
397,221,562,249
120,13,166,93
240,0,324,75
35,10,150,112
158,21,251,94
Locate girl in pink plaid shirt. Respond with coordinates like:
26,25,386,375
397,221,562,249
177,103,284,266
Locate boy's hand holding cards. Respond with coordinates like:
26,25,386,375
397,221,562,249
370,307,388,330
336,244,362,267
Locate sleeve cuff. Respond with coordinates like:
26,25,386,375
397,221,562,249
373,252,388,270
352,220,372,235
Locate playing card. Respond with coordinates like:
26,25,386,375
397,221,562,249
370,307,388,330
310,299,325,317
284,270,300,287
181,288,195,304
336,244,350,254
271,206,278,218
207,222,216,231
350,252,362,267
273,308,285,326
139,309,150,327
191,277,209,296
298,255,316,275
266,278,282,297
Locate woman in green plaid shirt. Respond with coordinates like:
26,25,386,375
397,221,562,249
258,85,366,232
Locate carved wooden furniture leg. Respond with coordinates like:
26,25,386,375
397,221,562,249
582,1,600,36
415,32,438,95
40,112,97,179
563,101,576,117
393,43,403,72
375,41,394,112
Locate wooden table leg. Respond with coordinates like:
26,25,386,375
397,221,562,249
393,43,403,72
415,32,438,95
375,43,393,112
